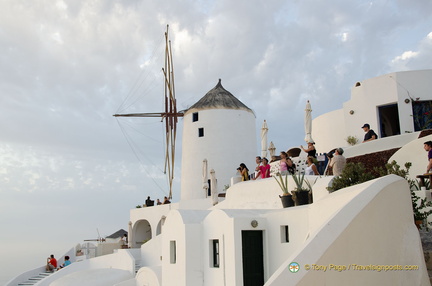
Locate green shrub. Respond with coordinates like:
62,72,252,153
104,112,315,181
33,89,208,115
327,162,375,193
346,135,359,146
327,159,432,230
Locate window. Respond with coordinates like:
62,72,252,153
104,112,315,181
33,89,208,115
280,225,289,243
198,128,204,137
412,100,432,131
192,112,199,122
211,239,220,268
170,240,176,264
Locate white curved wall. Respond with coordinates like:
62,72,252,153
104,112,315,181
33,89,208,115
136,266,161,286
312,70,432,153
312,109,346,153
390,134,432,180
181,109,256,201
265,175,429,285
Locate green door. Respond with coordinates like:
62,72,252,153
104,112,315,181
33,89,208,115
242,230,264,286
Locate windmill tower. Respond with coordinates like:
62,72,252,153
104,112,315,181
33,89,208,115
180,79,257,201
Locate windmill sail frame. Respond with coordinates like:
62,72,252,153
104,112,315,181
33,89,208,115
113,25,183,199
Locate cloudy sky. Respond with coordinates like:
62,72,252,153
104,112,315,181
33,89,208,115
1,0,432,282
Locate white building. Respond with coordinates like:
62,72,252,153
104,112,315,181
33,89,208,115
180,79,256,201
313,69,432,153
7,73,431,286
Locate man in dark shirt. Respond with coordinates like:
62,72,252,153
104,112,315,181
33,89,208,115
362,124,377,143
424,141,432,174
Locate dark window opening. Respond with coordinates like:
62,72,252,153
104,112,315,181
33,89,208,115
212,239,220,268
192,112,199,122
199,128,204,137
281,225,289,243
378,104,400,137
170,241,176,264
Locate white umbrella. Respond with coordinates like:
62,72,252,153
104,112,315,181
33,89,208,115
268,141,276,157
128,221,132,248
304,101,314,143
261,120,268,159
202,159,209,198
210,169,218,205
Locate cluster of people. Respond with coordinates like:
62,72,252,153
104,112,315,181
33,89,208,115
238,152,299,181
46,254,71,272
238,156,272,181
235,137,349,179
235,122,389,181
145,196,171,207
253,157,270,180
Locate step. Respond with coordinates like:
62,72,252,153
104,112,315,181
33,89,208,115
39,272,52,276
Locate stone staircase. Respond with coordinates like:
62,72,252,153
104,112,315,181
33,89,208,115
16,271,54,285
135,260,141,274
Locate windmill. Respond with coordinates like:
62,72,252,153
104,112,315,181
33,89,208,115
113,25,183,200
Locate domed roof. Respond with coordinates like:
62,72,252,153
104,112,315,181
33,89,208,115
185,79,253,115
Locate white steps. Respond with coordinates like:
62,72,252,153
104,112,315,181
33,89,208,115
17,272,54,286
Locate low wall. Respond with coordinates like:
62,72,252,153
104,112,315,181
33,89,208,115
265,175,429,285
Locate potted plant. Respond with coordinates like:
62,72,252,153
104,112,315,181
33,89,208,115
274,173,295,208
377,161,432,230
346,135,359,146
292,173,314,205
411,185,432,230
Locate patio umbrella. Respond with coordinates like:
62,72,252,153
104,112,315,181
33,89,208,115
203,159,209,198
128,221,132,248
268,141,276,157
304,101,314,143
210,169,218,205
261,120,268,159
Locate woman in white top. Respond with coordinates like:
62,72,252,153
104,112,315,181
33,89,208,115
305,157,319,175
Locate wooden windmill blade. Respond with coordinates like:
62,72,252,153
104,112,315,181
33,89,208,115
113,24,182,200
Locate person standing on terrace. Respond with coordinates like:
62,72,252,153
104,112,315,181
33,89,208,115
239,163,250,181
254,156,262,179
362,123,377,143
328,148,346,176
286,157,297,175
424,141,432,174
305,157,319,175
300,141,317,158
279,152,289,175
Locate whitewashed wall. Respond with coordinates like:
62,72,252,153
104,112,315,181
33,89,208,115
181,108,256,201
312,70,432,153
265,175,429,285
312,109,347,154
161,210,210,286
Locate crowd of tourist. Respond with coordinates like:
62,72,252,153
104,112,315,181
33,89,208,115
237,134,351,180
